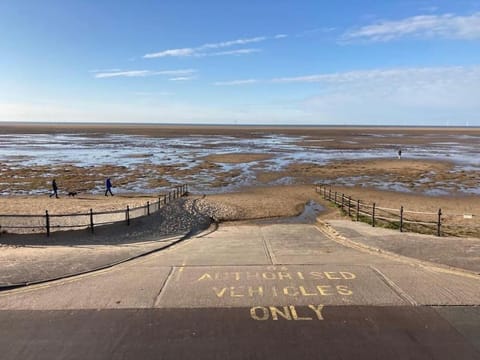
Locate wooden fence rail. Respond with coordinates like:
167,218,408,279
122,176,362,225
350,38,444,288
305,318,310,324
0,184,189,237
316,185,444,236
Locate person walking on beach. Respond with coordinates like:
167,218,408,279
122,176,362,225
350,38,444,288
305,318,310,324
49,178,59,198
397,149,402,159
105,177,114,196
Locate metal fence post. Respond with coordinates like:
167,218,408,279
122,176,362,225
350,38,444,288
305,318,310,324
437,208,442,236
348,196,351,217
372,203,376,227
147,201,150,216
90,208,94,233
328,189,331,201
334,192,337,204
126,205,130,226
341,194,344,211
45,210,50,237
400,206,403,233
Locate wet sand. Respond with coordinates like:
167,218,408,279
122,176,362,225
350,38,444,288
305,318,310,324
2,122,479,141
0,124,479,236
1,124,479,195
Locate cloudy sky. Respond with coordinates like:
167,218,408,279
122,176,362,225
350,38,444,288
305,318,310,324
1,0,480,125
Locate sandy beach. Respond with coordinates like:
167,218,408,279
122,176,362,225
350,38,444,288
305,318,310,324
0,185,479,236
0,124,479,236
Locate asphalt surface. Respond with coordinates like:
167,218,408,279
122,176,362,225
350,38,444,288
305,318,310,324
0,222,479,359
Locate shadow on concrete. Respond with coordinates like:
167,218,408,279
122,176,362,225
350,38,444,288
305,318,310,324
0,198,211,247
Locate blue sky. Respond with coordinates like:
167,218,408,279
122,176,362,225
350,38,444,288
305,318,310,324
1,0,480,125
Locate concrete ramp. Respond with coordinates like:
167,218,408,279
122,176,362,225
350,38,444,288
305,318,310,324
0,223,479,359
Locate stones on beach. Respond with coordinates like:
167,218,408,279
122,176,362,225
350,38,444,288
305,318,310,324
183,198,244,222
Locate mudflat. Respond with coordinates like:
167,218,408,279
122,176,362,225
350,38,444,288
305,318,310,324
0,124,479,237
2,122,479,140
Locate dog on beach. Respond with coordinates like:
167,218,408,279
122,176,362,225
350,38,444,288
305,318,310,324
67,191,78,197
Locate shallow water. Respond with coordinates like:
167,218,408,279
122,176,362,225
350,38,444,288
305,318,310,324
254,200,326,224
0,132,479,195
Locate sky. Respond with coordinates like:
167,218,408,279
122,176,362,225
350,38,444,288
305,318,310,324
1,0,480,126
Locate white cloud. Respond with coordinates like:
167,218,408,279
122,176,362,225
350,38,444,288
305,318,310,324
271,66,480,85
95,70,152,78
200,36,266,50
216,66,480,88
143,48,196,59
344,12,480,41
156,69,196,76
208,48,261,56
169,76,195,81
4,63,480,126
211,65,480,124
300,65,480,124
144,34,282,59
94,69,196,79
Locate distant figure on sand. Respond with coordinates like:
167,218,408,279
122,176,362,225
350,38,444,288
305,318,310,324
397,149,402,159
105,177,114,196
49,179,59,198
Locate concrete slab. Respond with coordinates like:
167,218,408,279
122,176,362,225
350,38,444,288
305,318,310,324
373,264,480,305
326,220,480,273
156,264,407,308
261,224,391,265
138,225,271,266
0,265,172,310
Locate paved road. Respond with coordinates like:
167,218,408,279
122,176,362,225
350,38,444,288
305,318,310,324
0,223,479,359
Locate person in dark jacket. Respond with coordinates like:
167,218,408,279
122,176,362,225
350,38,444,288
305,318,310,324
49,179,59,198
105,177,114,196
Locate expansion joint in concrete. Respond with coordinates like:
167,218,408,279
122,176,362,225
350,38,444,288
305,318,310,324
370,265,418,306
153,266,175,307
259,228,276,265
